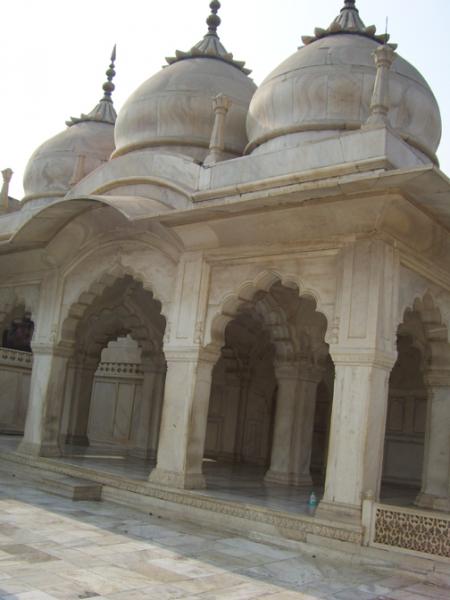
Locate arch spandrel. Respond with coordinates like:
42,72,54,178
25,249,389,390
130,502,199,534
58,240,177,337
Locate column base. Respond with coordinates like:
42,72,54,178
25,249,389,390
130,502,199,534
315,500,362,524
65,434,90,447
264,469,313,487
16,441,62,458
148,468,206,490
415,492,450,513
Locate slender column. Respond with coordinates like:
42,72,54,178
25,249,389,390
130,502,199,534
416,371,450,512
233,366,251,462
130,359,166,460
149,347,220,489
220,369,241,462
203,94,231,166
17,344,70,457
1,169,13,213
365,44,396,128
316,350,395,521
265,362,322,487
65,357,97,446
292,368,324,484
147,365,166,460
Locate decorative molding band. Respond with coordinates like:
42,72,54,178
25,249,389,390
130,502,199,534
329,348,397,370
165,346,221,365
0,347,33,368
372,504,450,560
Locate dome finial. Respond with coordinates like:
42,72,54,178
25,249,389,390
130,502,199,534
206,1,221,37
66,46,118,127
165,0,251,74
302,0,396,46
101,44,117,103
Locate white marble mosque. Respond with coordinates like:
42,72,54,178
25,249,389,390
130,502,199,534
0,0,450,567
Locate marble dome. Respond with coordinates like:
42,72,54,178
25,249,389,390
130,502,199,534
246,3,442,162
23,121,115,203
113,2,256,162
23,51,117,203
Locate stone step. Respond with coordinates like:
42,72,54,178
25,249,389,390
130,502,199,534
37,475,103,501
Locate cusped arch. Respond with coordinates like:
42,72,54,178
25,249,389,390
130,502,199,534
206,270,329,364
399,292,450,372
59,267,166,348
76,304,159,361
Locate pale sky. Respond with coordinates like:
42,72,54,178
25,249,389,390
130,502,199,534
1,0,450,199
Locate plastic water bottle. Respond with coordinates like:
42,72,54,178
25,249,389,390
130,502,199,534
308,491,318,509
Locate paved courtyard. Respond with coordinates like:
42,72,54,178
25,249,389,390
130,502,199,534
0,470,448,599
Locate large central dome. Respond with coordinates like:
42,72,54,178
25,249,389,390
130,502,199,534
246,1,441,162
114,2,256,163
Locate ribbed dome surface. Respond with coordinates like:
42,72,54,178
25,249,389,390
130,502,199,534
114,58,256,162
246,34,441,160
23,121,115,202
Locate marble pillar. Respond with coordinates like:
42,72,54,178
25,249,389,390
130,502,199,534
315,239,399,522
149,347,219,489
17,344,70,457
233,366,251,462
416,371,450,512
130,359,166,460
265,362,322,487
65,357,97,446
316,351,394,521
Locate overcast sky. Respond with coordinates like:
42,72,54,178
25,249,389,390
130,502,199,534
1,0,449,199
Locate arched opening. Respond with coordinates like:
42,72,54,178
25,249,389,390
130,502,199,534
381,332,427,502
381,294,450,511
86,336,144,449
0,304,34,435
1,304,34,352
203,280,333,497
61,274,166,460
204,312,277,474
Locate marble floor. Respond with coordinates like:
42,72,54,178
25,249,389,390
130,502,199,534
0,436,421,517
0,469,448,600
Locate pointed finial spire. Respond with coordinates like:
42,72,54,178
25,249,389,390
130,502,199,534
206,1,221,36
101,44,116,103
302,0,397,48
66,45,118,127
1,169,13,213
165,0,251,75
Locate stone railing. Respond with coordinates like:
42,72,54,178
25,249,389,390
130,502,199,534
0,347,33,368
0,347,33,434
364,499,450,560
95,362,143,379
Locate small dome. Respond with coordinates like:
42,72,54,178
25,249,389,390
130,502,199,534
114,1,256,162
114,60,256,162
23,49,117,203
246,3,441,162
23,122,115,202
